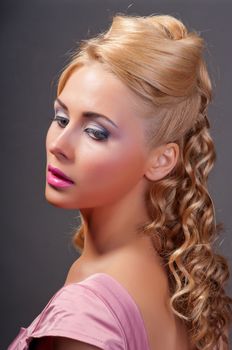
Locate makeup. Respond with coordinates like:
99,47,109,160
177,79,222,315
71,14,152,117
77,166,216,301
47,164,74,188
47,171,74,188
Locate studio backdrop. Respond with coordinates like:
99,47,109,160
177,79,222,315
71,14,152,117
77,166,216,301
1,0,231,348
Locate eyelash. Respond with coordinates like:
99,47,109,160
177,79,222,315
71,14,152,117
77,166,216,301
51,115,109,142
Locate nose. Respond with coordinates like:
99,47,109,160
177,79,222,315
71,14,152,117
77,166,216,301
48,129,76,161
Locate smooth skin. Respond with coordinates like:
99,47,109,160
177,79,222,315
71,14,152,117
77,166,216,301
39,62,183,350
45,62,179,256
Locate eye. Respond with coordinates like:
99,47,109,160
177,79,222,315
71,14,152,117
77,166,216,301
51,114,109,142
84,127,109,141
52,115,69,128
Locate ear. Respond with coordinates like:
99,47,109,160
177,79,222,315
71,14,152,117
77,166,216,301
144,142,179,181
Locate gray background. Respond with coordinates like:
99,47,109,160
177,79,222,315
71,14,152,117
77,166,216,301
1,0,231,348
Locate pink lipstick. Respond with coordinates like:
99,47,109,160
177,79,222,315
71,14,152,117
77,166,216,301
47,164,74,188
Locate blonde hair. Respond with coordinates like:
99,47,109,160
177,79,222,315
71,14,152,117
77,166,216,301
56,13,232,350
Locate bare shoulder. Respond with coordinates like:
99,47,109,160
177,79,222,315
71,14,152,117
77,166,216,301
105,241,170,306
105,245,183,349
64,242,190,349
66,237,170,308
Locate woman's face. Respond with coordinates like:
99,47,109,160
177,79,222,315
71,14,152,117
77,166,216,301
45,62,150,209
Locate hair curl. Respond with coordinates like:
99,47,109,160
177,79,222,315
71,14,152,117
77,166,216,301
55,13,232,350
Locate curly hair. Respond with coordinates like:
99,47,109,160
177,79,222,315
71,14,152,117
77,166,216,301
55,13,232,350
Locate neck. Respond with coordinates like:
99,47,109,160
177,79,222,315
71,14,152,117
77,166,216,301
78,179,152,260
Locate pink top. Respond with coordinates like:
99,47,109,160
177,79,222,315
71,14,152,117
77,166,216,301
8,272,150,350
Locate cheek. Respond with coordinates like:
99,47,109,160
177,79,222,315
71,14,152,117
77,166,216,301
77,140,145,200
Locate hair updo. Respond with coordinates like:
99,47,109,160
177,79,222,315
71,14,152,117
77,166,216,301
56,13,232,350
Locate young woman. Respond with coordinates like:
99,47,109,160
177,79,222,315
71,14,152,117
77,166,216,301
8,13,231,350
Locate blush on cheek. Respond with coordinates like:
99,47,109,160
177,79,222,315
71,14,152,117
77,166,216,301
76,150,144,206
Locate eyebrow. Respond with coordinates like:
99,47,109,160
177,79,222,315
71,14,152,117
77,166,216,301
54,97,118,129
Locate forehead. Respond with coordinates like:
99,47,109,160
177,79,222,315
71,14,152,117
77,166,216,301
59,63,147,123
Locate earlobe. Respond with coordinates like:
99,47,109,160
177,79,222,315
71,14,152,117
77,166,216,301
144,143,179,182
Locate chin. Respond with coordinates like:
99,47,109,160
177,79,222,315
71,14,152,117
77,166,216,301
44,186,74,209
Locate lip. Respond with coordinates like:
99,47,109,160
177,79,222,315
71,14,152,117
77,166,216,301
47,164,75,188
